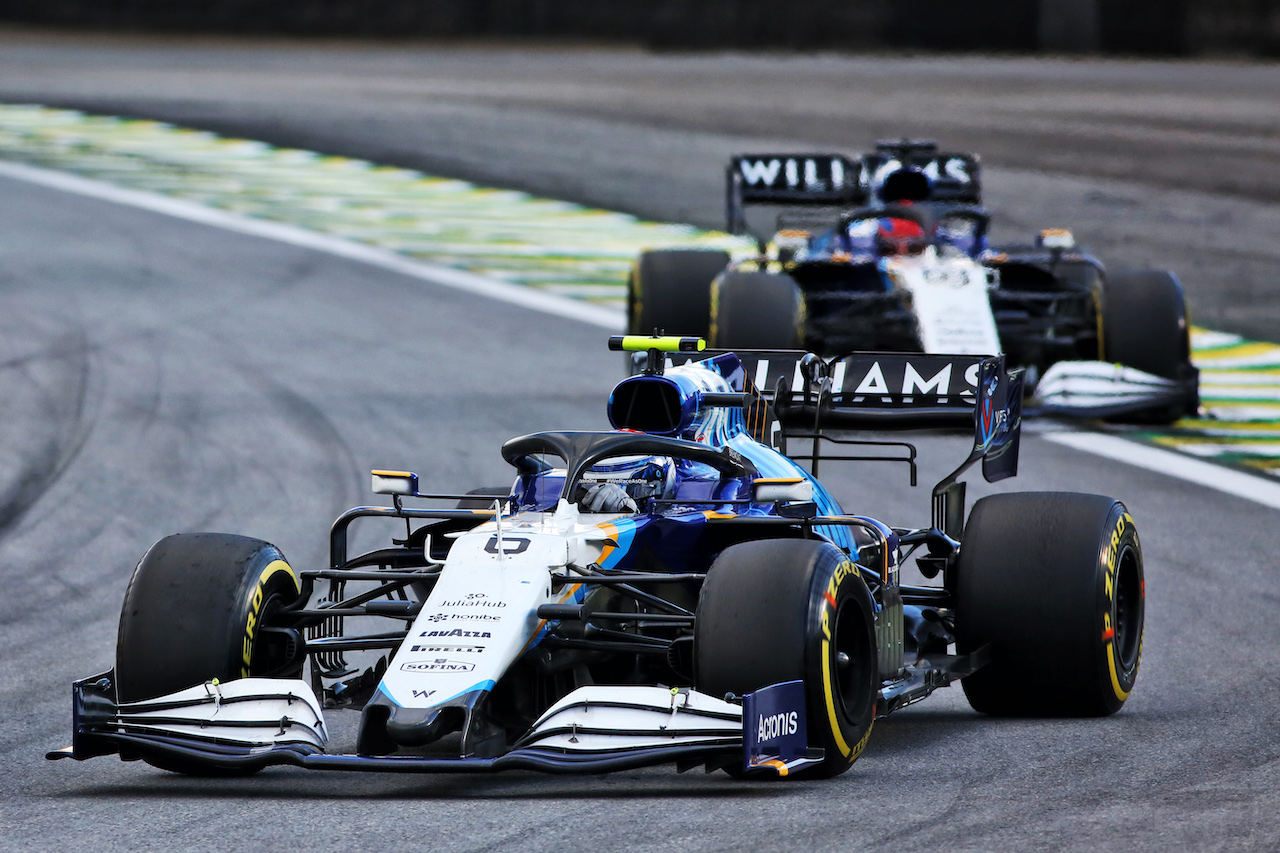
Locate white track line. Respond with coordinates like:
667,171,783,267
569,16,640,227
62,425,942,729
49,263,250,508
0,159,625,330
7,156,1280,511
1044,431,1280,510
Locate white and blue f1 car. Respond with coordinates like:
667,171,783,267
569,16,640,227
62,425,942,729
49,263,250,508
629,140,1199,423
49,336,1145,779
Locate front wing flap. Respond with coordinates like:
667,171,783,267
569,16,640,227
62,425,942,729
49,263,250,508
48,675,818,777
1031,360,1199,419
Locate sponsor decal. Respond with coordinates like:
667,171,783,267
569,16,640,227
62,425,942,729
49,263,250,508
920,156,974,187
240,559,298,678
733,154,863,204
732,354,985,403
411,644,485,654
435,594,506,609
1101,511,1142,701
412,689,435,700
744,680,809,767
401,659,475,673
820,560,872,761
425,612,501,623
922,266,972,287
420,629,492,638
757,710,799,742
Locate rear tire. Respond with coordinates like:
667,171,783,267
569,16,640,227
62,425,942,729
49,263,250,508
956,493,1144,717
695,540,877,778
115,533,303,773
709,271,804,349
627,249,730,339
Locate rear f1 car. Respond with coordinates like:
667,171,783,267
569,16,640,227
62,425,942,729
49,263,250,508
50,336,1145,779
628,140,1198,423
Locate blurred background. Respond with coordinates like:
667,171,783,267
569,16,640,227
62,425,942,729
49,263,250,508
0,0,1275,56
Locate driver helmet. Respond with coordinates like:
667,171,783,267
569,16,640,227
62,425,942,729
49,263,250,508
876,216,928,256
578,455,675,513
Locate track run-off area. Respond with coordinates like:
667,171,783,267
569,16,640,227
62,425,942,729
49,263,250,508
2,104,1279,498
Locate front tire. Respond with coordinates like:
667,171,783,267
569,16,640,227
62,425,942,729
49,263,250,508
956,493,1144,717
709,271,804,349
116,533,302,702
695,540,877,778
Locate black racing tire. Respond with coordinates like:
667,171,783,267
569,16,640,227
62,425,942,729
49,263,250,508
955,493,1144,717
627,249,730,339
695,539,877,778
1102,269,1192,380
709,271,804,350
115,533,303,773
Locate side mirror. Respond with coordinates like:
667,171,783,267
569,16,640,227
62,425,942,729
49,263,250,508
372,469,420,496
1036,228,1075,250
754,477,814,504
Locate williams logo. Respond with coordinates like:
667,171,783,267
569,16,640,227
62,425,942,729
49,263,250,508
401,659,475,673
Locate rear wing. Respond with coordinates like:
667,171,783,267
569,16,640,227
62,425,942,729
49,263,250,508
766,349,1022,538
634,347,1021,480
726,146,982,234
622,341,1021,539
863,149,982,204
726,154,867,235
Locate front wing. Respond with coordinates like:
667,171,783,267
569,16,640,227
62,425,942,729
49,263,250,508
48,674,823,777
1031,360,1199,420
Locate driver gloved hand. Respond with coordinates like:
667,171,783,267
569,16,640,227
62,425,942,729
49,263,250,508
580,483,638,514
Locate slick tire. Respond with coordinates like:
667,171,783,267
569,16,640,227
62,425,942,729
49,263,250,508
709,271,804,350
695,540,877,778
955,493,1144,717
627,249,730,339
1102,269,1190,379
116,533,303,773
1102,269,1197,421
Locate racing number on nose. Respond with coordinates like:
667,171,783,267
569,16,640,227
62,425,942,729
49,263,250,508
485,536,530,555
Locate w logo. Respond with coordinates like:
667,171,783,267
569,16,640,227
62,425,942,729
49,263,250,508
739,158,782,186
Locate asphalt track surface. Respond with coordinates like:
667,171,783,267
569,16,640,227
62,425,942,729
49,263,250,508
0,33,1278,851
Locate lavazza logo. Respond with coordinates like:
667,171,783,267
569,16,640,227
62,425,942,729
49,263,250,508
421,629,491,639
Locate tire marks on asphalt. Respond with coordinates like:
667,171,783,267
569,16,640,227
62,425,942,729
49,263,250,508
0,320,96,543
